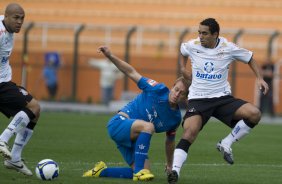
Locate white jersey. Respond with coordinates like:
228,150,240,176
0,15,14,83
88,59,123,88
181,37,253,99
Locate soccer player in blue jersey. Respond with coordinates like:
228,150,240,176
82,46,190,181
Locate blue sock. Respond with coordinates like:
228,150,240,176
134,132,152,173
100,167,133,179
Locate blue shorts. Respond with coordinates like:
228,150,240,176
107,114,136,165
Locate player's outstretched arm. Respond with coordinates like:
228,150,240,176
97,46,142,84
165,131,176,174
180,55,192,82
248,58,269,95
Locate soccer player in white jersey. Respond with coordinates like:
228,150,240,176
167,18,269,184
0,3,41,176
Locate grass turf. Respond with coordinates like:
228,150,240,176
0,112,281,184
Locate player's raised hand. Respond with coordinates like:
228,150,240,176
97,46,112,58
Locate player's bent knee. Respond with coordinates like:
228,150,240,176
143,123,155,134
182,129,198,143
249,107,261,123
27,98,41,118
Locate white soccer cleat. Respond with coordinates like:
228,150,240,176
0,140,11,159
216,141,234,165
4,159,33,176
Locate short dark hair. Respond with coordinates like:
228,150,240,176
200,18,220,35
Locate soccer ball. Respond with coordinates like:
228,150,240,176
35,159,59,180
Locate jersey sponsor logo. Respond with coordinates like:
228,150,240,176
145,108,163,128
204,62,214,73
196,71,222,80
146,108,158,122
196,62,222,80
147,79,158,86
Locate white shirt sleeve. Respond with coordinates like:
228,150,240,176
180,42,191,57
230,42,253,63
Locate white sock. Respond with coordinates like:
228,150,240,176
0,111,30,143
172,148,188,176
221,120,252,147
11,128,33,162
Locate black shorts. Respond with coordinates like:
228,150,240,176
183,95,247,128
0,82,33,118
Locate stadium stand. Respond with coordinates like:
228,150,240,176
0,0,281,114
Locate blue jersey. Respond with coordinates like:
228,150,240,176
119,77,182,133
43,66,57,86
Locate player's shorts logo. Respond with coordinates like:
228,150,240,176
19,88,28,96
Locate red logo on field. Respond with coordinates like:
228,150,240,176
147,79,158,86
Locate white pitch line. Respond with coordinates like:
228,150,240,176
47,161,282,170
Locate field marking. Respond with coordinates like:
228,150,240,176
44,161,282,171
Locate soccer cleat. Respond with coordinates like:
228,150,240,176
167,170,178,184
133,169,154,181
216,141,234,165
4,159,33,176
0,140,11,159
82,161,107,177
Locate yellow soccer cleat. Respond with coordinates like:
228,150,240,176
82,161,107,177
133,169,154,181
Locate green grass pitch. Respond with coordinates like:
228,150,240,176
0,112,281,184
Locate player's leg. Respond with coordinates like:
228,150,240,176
83,159,152,180
0,83,37,160
82,160,133,179
0,83,40,175
130,120,155,181
82,146,134,179
168,99,212,184
9,98,40,160
83,114,135,179
168,115,202,184
216,101,261,164
4,99,40,175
